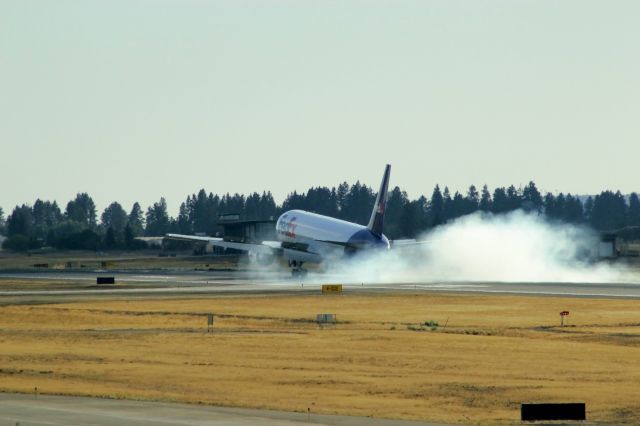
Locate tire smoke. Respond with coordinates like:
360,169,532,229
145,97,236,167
334,211,632,284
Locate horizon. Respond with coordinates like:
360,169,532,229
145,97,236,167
1,177,637,219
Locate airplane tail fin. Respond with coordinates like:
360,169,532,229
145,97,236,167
367,164,391,237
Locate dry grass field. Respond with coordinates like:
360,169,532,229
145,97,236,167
1,292,640,424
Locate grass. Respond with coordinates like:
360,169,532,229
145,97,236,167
1,293,640,424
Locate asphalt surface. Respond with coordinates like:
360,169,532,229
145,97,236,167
1,269,640,299
0,393,448,426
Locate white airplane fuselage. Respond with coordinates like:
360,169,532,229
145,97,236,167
276,209,390,257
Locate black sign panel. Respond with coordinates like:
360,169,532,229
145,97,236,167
521,403,586,421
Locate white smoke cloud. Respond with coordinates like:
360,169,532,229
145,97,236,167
330,211,635,284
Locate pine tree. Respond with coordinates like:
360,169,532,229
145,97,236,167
544,192,557,218
145,198,171,236
583,196,594,222
128,202,145,236
628,193,640,227
590,191,627,231
429,185,444,227
124,224,135,249
442,187,452,222
522,181,543,213
101,202,128,233
506,185,521,211
385,186,409,238
492,187,508,213
479,185,492,212
465,185,479,214
104,227,117,249
65,193,97,228
450,191,465,220
6,205,34,237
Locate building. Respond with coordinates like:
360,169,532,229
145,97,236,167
597,233,618,258
217,214,276,243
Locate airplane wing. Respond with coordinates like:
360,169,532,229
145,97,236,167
164,234,322,263
165,233,277,254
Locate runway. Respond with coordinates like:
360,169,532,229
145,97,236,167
1,269,640,299
0,393,447,426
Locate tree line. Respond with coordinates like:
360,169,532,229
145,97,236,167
1,181,639,251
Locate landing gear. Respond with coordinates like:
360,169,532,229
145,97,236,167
289,260,307,277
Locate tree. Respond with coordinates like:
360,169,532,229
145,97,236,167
590,191,627,231
441,187,452,223
450,191,466,220
555,193,566,220
544,193,557,218
340,181,374,225
561,194,583,223
3,205,39,251
244,192,262,220
128,202,145,236
522,181,543,213
176,202,192,234
6,205,34,237
429,185,444,227
302,187,339,218
187,189,218,234
336,182,349,218
479,185,492,212
104,227,118,249
123,224,147,250
385,186,409,238
219,193,245,217
628,193,640,227
145,198,171,236
0,206,5,234
281,191,306,212
55,228,100,250
259,191,277,219
464,185,479,215
492,187,508,213
2,234,38,251
401,197,428,237
101,202,128,233
124,224,134,248
65,193,97,228
32,200,62,242
506,185,521,211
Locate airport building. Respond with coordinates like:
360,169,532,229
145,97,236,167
217,213,276,243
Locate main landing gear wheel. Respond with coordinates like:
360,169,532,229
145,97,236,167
289,261,307,277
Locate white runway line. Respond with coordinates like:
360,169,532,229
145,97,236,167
379,285,640,298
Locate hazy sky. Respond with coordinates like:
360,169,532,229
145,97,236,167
1,1,638,215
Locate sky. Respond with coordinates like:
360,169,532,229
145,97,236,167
1,0,639,216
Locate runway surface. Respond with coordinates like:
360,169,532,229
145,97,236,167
0,393,448,426
1,269,640,299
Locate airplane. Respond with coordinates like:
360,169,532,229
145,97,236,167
166,164,393,276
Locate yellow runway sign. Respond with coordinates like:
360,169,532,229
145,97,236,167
322,284,343,294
